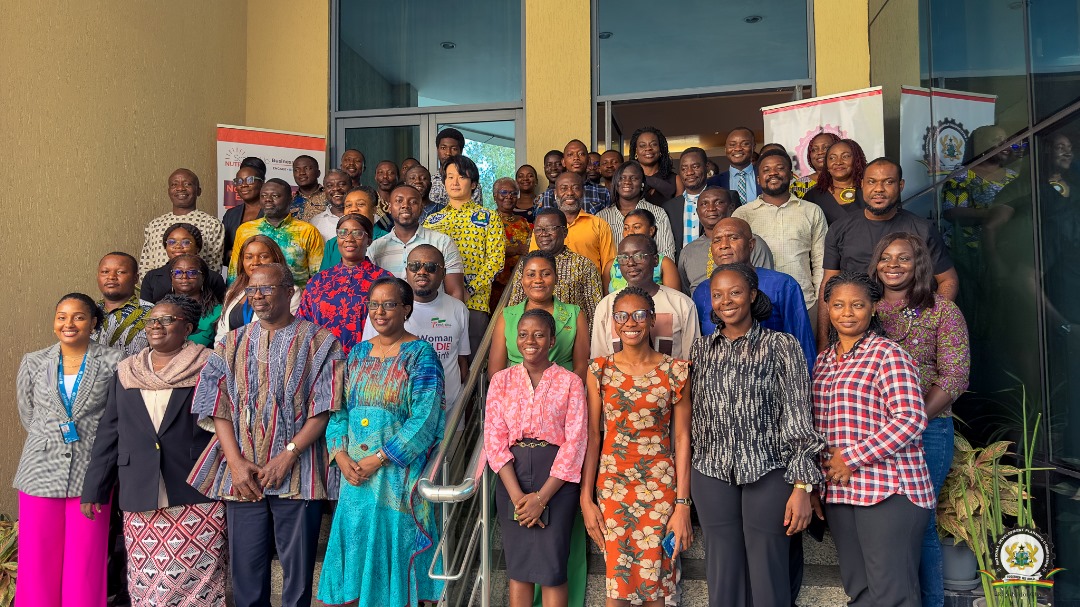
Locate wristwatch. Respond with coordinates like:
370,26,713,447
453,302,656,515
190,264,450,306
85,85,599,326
794,482,814,493
286,441,298,454
674,498,692,507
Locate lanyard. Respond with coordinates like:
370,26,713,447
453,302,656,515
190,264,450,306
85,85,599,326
58,352,88,419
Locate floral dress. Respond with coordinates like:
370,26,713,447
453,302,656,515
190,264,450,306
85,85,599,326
589,355,689,601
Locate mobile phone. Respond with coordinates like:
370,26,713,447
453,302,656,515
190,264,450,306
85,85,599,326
510,499,550,526
662,530,676,557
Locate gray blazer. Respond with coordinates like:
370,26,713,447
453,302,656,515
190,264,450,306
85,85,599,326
14,342,123,498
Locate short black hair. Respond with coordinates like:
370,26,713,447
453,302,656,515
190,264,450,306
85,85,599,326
294,154,318,168
436,128,465,148
620,233,658,258
680,147,708,165
613,285,655,313
544,150,564,161
519,308,556,338
442,155,480,182
519,249,558,275
240,157,267,179
534,207,567,228
370,276,414,319
102,251,138,275
335,213,374,238
866,157,904,180
708,263,773,329
755,148,792,171
264,178,293,197
625,207,656,227
565,139,589,153
56,292,105,332
728,126,756,143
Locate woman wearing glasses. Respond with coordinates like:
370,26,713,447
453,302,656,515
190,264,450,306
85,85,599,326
221,157,266,265
215,235,300,341
580,286,692,606
318,277,446,607
164,254,222,347
82,294,227,607
297,214,392,354
140,223,226,304
492,177,533,310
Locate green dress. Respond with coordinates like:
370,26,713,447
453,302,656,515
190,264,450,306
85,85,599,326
502,299,579,371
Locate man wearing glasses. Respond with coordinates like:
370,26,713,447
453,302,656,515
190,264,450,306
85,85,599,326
228,178,325,288
190,262,344,607
590,234,699,359
139,168,224,279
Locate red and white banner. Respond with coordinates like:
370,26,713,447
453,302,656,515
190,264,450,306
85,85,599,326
216,125,326,218
762,87,885,178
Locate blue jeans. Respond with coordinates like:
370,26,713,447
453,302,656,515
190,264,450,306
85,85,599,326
920,416,954,607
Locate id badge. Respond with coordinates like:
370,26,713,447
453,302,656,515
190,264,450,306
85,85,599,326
59,421,80,444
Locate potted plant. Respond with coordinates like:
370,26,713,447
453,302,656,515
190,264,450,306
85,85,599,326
0,515,16,607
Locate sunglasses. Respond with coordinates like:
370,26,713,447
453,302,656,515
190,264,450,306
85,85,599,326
144,315,180,328
406,261,443,273
612,309,651,324
171,269,202,279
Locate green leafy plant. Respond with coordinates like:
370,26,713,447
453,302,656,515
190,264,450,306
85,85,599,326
0,515,16,607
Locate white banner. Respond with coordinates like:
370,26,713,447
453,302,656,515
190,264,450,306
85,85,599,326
216,125,326,218
762,87,885,178
899,86,997,197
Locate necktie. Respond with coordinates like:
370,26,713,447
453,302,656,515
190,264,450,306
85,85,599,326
737,170,749,205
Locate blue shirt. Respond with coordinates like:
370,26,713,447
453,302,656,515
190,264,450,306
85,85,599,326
536,180,612,215
693,267,816,374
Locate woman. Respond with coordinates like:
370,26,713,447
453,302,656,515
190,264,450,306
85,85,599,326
792,132,841,199
813,272,935,606
14,292,123,607
81,294,226,607
604,208,680,293
490,250,589,379
320,185,387,271
140,222,227,304
941,125,1018,249
802,139,868,225
515,164,540,223
601,161,676,258
165,254,222,346
690,264,825,606
216,234,301,340
869,233,969,607
492,177,534,311
485,309,588,607
628,127,679,204
318,277,446,607
222,157,266,265
298,214,392,354
580,287,692,606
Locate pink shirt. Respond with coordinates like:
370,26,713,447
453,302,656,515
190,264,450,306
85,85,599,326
484,364,588,483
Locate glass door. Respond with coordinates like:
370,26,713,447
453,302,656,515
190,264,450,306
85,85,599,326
335,116,425,191
433,110,523,207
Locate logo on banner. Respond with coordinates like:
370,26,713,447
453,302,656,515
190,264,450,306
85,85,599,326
225,147,247,168
794,125,846,177
920,117,970,178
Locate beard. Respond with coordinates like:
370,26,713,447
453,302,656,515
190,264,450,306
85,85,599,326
866,198,902,216
558,198,582,214
414,286,436,298
762,180,790,197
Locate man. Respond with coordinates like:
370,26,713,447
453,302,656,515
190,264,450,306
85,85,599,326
369,184,468,302
428,128,482,206
139,168,224,279
363,245,470,406
95,252,152,357
307,169,350,241
693,218,815,370
529,172,615,273
374,160,399,209
661,147,710,251
405,164,443,224
733,149,827,325
509,207,604,330
706,127,759,204
599,149,623,190
537,140,611,214
190,263,343,607
291,155,327,220
818,157,958,345
229,178,325,288
586,151,603,185
678,187,774,294
542,149,564,192
340,148,365,189
591,234,700,359
400,156,420,177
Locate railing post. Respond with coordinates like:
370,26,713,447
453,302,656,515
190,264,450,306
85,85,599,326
480,467,490,607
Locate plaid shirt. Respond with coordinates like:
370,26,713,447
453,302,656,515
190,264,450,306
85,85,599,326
536,180,612,215
812,334,935,509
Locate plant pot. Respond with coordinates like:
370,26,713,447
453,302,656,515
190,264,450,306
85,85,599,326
973,598,1050,607
942,537,981,591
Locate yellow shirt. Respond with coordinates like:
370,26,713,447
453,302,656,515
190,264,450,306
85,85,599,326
529,211,615,273
228,216,325,288
423,201,505,313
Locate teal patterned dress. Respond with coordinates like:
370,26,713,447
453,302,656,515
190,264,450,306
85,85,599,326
317,339,446,606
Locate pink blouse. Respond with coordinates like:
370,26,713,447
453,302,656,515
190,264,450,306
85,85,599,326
484,364,588,483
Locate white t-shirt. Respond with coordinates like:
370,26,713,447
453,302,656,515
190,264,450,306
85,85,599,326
362,291,471,407
308,208,342,242
590,284,700,360
368,226,466,277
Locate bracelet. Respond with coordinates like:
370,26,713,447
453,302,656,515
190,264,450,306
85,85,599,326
535,492,546,509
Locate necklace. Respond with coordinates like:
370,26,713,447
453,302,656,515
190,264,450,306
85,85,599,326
838,187,856,203
373,334,405,359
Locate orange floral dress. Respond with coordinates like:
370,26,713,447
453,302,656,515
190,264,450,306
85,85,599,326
590,355,689,601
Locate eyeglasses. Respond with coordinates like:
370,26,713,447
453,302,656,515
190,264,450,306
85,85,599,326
369,301,402,311
166,238,194,248
533,226,564,236
616,252,653,264
244,285,288,297
612,309,651,324
232,176,263,186
336,228,368,240
406,261,443,273
144,315,179,328
171,269,202,279
495,189,519,198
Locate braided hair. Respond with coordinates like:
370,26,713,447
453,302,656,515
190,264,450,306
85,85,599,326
628,127,674,181
822,271,885,346
161,222,204,252
156,293,203,335
708,263,773,328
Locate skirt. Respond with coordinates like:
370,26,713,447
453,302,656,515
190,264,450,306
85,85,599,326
495,442,580,587
124,501,228,607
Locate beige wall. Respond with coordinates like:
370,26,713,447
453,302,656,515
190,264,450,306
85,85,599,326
814,0,872,95
246,0,330,137
0,1,248,516
870,0,922,158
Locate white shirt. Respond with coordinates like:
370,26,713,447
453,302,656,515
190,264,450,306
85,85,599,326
362,291,471,407
308,208,343,242
368,226,466,277
590,285,700,359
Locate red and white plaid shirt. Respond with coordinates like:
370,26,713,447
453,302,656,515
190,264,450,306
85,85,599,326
812,334,935,509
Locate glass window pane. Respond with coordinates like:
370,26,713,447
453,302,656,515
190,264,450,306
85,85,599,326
337,1,521,111
1029,0,1080,122
596,1,809,97
439,120,516,209
342,125,421,191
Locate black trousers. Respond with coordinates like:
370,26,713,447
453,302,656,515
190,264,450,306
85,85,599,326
692,468,793,607
468,309,490,362
826,495,930,607
226,497,323,607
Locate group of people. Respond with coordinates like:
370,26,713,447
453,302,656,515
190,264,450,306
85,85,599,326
15,123,972,607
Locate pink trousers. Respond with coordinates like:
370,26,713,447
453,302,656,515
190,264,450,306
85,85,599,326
16,492,110,607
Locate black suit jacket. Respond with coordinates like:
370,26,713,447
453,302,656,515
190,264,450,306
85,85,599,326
705,169,760,203
660,194,692,261
82,373,213,512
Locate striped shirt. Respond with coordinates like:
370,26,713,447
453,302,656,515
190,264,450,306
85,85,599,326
812,334,935,509
595,199,676,259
